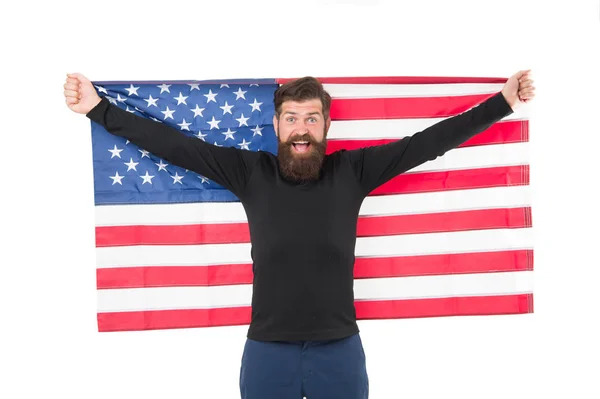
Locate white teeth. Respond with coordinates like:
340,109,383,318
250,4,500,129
293,141,308,144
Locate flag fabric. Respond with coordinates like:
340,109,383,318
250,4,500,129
90,76,533,332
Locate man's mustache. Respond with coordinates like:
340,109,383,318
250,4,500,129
285,133,319,144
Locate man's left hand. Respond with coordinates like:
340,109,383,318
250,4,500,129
501,69,535,111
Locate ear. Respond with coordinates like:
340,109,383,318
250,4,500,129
324,117,331,135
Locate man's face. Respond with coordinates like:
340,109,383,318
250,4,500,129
273,98,331,182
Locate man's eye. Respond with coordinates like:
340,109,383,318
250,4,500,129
309,118,316,123
287,117,294,122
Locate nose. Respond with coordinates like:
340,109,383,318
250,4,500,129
295,121,309,135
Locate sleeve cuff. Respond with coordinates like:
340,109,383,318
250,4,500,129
489,90,514,117
86,96,109,123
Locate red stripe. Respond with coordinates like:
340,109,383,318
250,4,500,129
353,249,533,279
98,306,252,332
96,222,250,247
329,93,498,120
97,249,533,289
96,206,530,247
98,263,252,289
97,293,532,332
326,120,528,154
354,293,533,319
370,165,529,195
358,207,531,237
276,76,508,84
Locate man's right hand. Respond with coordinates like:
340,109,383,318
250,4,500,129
64,72,102,114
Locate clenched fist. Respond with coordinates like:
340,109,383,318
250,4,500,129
501,69,535,111
64,72,102,114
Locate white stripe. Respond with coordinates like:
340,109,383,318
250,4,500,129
327,108,530,140
96,201,248,226
410,142,529,173
97,270,533,312
323,83,506,98
96,185,531,226
96,227,533,268
354,227,532,258
360,185,531,217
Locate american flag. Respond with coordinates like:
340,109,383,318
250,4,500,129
90,76,533,332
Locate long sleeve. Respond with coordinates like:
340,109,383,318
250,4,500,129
346,91,514,195
86,97,261,196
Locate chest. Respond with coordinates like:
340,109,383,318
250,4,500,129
243,165,363,241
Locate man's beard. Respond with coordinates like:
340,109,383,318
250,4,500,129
277,130,327,183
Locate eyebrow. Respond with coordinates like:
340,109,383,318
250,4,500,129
283,111,321,116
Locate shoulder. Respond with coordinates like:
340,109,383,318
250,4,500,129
327,147,363,166
323,148,363,172
246,149,277,172
237,147,272,164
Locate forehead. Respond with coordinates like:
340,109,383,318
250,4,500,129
280,99,323,115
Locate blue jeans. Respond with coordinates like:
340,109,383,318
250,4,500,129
239,332,369,399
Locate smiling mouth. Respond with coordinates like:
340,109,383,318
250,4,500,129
292,141,311,153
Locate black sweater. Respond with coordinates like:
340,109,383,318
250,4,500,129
86,91,513,341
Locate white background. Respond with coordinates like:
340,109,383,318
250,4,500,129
1,0,599,398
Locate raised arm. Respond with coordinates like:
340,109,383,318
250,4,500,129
346,91,512,195
65,72,261,196
345,70,535,196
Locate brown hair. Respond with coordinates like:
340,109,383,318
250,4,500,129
273,76,332,121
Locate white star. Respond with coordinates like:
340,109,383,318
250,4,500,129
220,101,234,115
150,117,161,122
204,89,218,103
233,87,247,100
195,131,208,141
125,140,130,145
108,145,123,159
222,128,237,140
157,84,171,93
95,85,108,94
110,171,124,185
140,171,155,184
124,157,139,171
125,106,136,113
207,116,221,130
213,141,223,147
139,149,150,159
174,92,189,105
198,175,209,184
190,104,205,117
249,83,259,87
238,138,251,150
107,96,118,105
188,83,201,91
178,118,192,131
249,98,263,112
161,106,176,120
236,113,250,127
144,95,159,107
116,94,127,103
171,172,184,184
155,160,169,171
251,125,264,136
220,84,230,88
125,84,140,96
